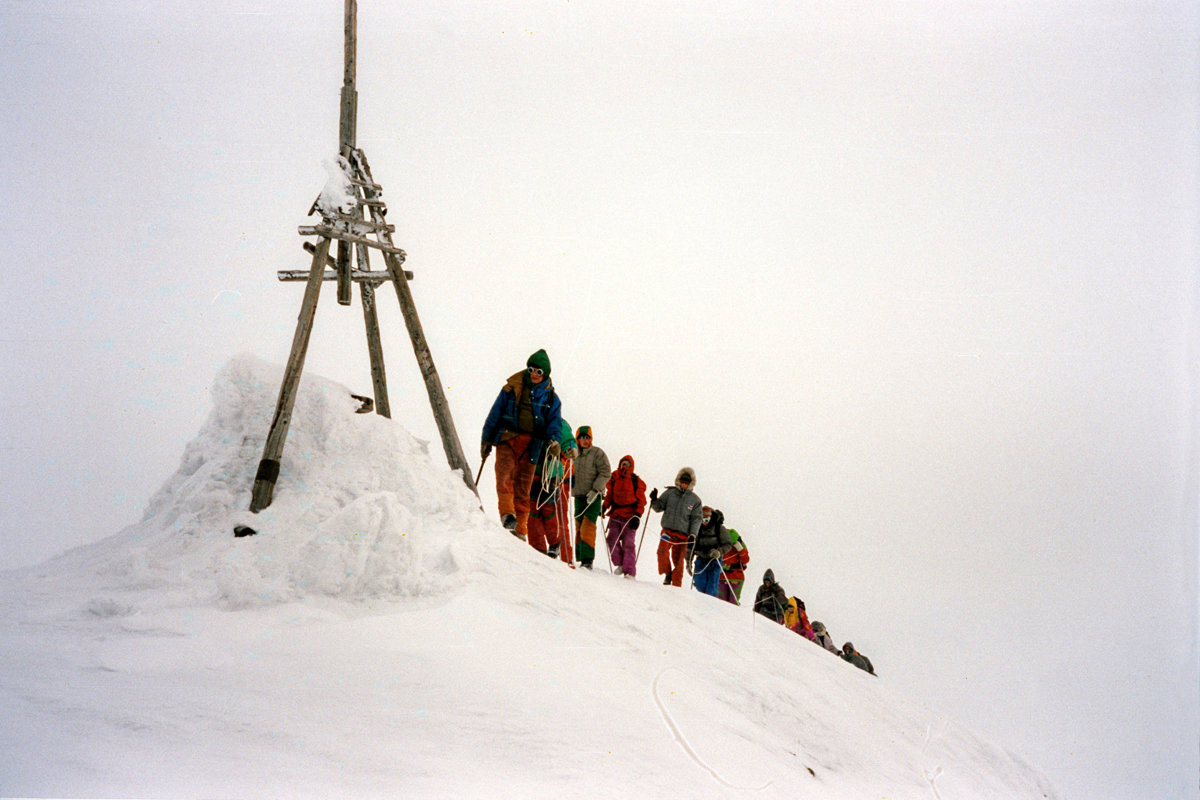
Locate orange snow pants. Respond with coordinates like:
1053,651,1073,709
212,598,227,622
494,434,535,537
657,529,690,587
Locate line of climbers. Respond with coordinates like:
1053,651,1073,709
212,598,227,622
751,569,876,675
480,349,875,676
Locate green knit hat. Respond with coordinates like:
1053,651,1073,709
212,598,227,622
728,528,740,545
575,425,591,440
526,348,551,376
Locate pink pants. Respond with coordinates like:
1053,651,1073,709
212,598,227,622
605,516,638,575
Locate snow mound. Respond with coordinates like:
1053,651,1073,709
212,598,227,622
63,354,492,610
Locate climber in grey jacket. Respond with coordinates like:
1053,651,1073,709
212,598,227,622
570,425,611,569
650,466,703,587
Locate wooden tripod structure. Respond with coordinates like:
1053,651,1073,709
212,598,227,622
249,0,477,513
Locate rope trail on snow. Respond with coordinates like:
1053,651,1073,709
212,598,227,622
920,720,948,800
651,666,774,792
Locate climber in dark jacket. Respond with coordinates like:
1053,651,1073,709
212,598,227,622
691,506,732,597
753,569,788,624
841,642,877,676
481,349,562,541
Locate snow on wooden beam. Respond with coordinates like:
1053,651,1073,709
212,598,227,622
298,225,406,257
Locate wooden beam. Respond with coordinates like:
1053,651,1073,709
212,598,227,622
339,0,357,155
336,239,352,306
380,249,476,495
357,240,391,419
298,225,407,256
324,211,394,232
299,241,412,280
303,218,389,238
347,177,382,191
278,270,391,284
250,237,332,513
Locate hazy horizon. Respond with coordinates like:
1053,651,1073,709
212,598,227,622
1,2,1196,798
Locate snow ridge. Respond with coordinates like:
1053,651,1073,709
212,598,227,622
0,356,1060,799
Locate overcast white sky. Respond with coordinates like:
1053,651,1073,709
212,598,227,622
1,2,1197,798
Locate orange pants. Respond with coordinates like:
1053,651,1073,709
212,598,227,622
527,501,561,554
657,531,690,587
494,434,535,536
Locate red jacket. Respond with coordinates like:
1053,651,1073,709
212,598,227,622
720,540,750,581
603,456,647,519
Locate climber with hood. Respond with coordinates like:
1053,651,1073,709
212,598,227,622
691,505,732,597
811,621,840,654
842,642,877,676
753,568,788,624
650,467,703,587
783,596,816,640
601,454,647,578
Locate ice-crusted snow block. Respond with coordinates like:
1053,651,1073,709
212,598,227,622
317,155,357,216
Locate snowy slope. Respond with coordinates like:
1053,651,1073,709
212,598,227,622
0,356,1059,799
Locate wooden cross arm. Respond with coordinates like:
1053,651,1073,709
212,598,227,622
278,269,413,284
323,211,395,233
300,241,413,280
298,225,407,258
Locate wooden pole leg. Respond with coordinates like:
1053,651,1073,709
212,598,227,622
356,241,391,418
382,251,477,496
250,237,332,512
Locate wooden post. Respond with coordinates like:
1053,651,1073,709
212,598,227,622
250,237,332,512
381,249,476,494
247,0,478,513
336,0,357,305
339,0,357,157
357,240,391,418
336,240,352,305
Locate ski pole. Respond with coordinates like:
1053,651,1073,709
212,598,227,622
595,508,620,573
717,565,741,606
602,513,618,573
634,501,658,563
604,522,624,573
475,449,490,487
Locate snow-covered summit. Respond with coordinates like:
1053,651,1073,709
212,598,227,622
0,356,1059,798
40,354,492,612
